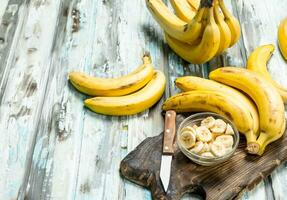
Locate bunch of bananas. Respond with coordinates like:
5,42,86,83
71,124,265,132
278,17,287,60
69,54,166,116
146,0,241,64
163,45,287,155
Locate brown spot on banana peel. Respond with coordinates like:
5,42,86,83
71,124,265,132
216,68,238,74
183,24,189,32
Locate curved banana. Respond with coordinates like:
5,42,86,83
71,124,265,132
175,76,259,141
247,44,287,103
278,17,287,60
187,0,200,10
210,67,285,155
214,0,231,55
170,0,197,22
218,0,240,46
165,7,220,64
146,0,205,43
84,70,166,116
162,90,257,146
69,54,154,97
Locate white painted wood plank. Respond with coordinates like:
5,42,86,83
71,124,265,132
0,0,285,200
23,0,83,199
0,0,28,100
0,0,62,199
0,0,9,22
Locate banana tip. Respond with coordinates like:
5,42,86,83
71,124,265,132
68,71,79,81
143,51,150,57
84,99,92,106
143,52,152,64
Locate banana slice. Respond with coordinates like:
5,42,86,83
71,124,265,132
200,142,211,153
201,152,215,158
192,124,198,129
215,135,234,148
181,126,196,134
211,141,227,157
210,119,227,134
196,126,212,142
180,131,196,149
225,123,234,135
201,116,216,129
189,141,204,154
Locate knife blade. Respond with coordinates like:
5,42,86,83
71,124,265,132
160,110,177,192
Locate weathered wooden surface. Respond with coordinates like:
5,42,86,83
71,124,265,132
120,126,287,200
0,0,286,199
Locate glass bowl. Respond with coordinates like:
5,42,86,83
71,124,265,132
177,112,239,166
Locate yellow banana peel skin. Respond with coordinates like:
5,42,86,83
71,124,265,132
187,0,200,11
69,54,154,97
218,0,241,47
170,0,196,22
213,0,231,55
84,70,166,116
278,17,287,60
210,67,285,155
247,44,287,103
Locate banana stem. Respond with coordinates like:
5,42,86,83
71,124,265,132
246,142,260,155
245,130,260,155
142,52,152,64
200,0,213,8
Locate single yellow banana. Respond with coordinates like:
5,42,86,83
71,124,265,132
278,17,287,60
187,0,200,10
170,0,197,22
218,0,240,46
214,0,231,55
146,0,205,43
69,54,154,97
175,76,259,141
84,70,166,116
165,7,220,64
210,67,285,155
162,90,257,145
247,44,287,103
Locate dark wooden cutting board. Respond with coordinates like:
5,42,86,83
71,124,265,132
120,115,287,200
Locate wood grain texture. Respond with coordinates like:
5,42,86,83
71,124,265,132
0,0,286,199
0,0,63,199
120,126,287,200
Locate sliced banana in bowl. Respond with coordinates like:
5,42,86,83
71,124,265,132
177,112,239,166
196,126,213,142
180,130,196,149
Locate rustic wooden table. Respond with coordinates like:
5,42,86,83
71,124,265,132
0,0,286,199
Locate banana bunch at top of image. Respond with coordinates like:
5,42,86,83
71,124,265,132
146,0,241,64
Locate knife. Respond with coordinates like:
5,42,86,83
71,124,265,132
160,110,177,192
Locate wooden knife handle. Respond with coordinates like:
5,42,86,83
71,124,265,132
163,110,177,154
